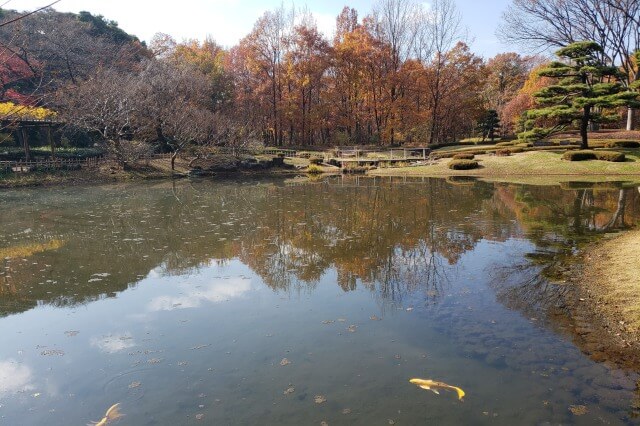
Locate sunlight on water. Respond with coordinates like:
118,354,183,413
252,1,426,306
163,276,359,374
0,177,638,424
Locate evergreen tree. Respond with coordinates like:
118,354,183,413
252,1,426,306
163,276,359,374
521,41,639,149
477,110,501,142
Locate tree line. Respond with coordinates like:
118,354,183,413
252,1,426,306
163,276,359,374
0,0,638,160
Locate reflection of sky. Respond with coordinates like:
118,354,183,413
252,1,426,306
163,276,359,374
147,276,252,312
90,333,136,353
0,359,34,394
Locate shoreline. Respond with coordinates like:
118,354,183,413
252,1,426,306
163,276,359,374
557,230,640,370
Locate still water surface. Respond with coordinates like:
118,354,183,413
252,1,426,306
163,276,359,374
0,177,639,425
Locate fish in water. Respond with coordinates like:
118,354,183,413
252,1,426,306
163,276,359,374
409,378,465,401
88,403,124,426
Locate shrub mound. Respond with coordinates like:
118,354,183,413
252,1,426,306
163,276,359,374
595,151,626,162
495,149,512,156
306,164,323,174
448,159,479,170
452,153,475,160
309,157,323,165
562,150,625,162
605,141,640,149
509,147,524,154
562,151,597,161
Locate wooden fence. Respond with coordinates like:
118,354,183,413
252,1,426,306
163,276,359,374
0,156,103,173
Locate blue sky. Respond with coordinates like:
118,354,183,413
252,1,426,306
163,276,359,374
7,0,515,58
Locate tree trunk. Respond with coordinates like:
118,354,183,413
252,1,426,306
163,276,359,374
171,152,178,171
627,107,635,131
20,128,30,161
580,106,590,149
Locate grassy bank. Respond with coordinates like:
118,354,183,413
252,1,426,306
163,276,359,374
580,230,640,333
369,150,640,184
0,155,315,188
555,228,640,369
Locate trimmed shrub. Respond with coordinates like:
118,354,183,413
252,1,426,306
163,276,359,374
453,153,475,160
595,151,626,162
495,149,512,156
562,150,597,161
605,140,640,149
509,147,524,153
448,159,479,170
306,164,323,174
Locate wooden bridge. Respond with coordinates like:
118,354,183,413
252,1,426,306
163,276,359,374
330,146,432,167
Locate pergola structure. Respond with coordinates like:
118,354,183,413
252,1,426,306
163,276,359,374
0,118,64,161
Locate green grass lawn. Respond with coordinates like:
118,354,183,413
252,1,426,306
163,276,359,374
370,149,640,185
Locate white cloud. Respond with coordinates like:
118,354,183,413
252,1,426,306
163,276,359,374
0,359,34,394
147,277,251,312
90,333,136,353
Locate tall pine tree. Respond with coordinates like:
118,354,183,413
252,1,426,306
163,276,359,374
521,41,639,149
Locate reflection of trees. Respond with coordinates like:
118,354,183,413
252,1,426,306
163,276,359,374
489,185,640,342
0,179,638,318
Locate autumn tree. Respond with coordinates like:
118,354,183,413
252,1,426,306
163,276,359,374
522,41,638,148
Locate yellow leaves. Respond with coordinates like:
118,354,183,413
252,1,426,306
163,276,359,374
0,240,65,259
0,102,56,120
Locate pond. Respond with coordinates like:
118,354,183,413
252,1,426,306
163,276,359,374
0,176,639,425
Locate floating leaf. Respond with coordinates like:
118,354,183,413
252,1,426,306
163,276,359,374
569,405,588,416
280,358,291,366
283,386,295,395
314,395,326,404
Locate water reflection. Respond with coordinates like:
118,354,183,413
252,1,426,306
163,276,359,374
0,178,637,315
0,177,639,424
0,359,34,395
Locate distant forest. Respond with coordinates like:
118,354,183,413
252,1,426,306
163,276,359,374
0,0,638,157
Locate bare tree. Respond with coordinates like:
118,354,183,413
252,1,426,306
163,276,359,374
57,68,148,166
134,60,216,170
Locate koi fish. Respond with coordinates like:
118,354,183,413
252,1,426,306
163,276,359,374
410,378,465,401
88,403,123,426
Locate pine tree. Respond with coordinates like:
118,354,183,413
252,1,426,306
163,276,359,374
520,41,639,149
477,110,501,142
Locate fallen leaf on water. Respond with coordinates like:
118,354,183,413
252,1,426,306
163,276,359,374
370,315,380,321
64,331,79,337
347,325,357,333
337,319,346,323
569,405,588,416
314,395,326,404
190,344,211,350
406,307,414,312
388,419,396,425
320,422,328,426
321,320,335,325
283,386,295,395
147,358,162,364
195,413,205,421
280,358,291,366
342,408,352,414
128,382,141,389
